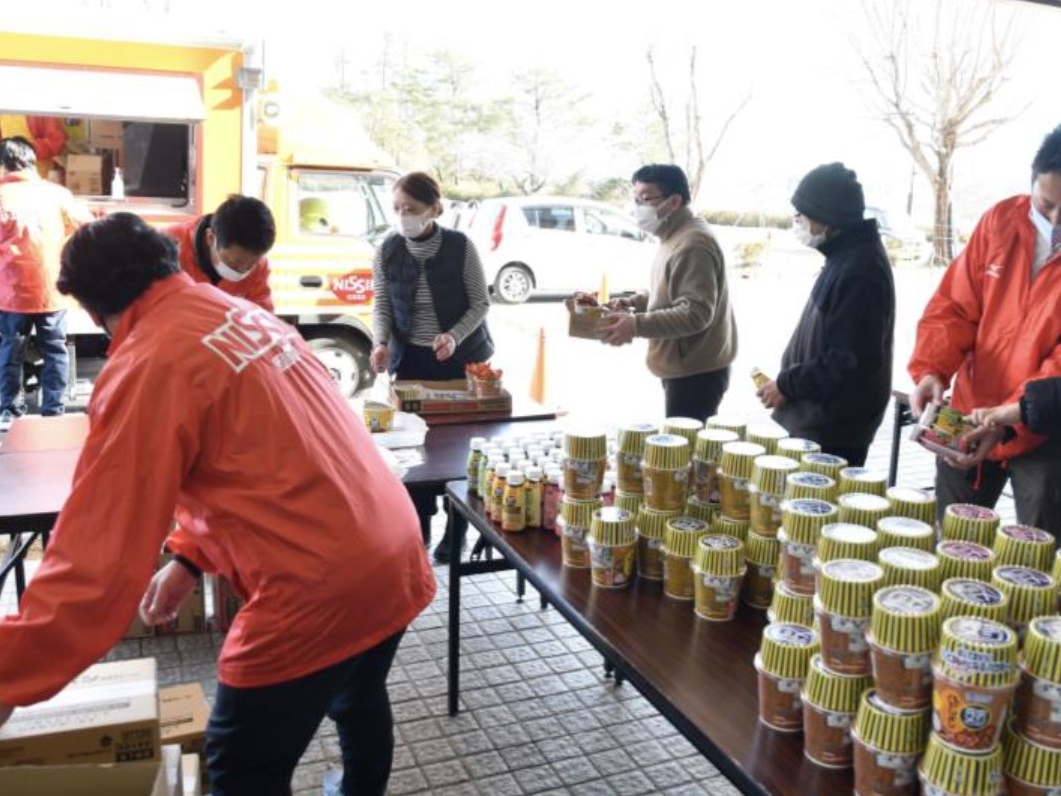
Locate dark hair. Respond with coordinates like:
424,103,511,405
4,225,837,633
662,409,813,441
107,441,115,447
211,195,276,254
631,164,691,205
58,213,180,317
0,137,36,171
394,171,442,208
1032,125,1061,179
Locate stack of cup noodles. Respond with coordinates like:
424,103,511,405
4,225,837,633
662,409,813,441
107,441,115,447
938,540,998,582
885,486,937,525
942,504,1002,548
878,547,944,591
940,579,1010,624
785,469,839,503
992,566,1057,640
635,503,678,581
586,506,637,589
852,689,931,796
777,497,838,597
743,453,799,609
615,421,659,510
690,426,737,511
691,533,746,620
839,467,889,498
663,516,711,601
718,441,766,522
756,622,821,732
919,616,1020,795
803,652,875,767
818,523,882,565
558,430,608,568
642,433,691,513
994,525,1056,572
1002,718,1061,796
1014,617,1061,754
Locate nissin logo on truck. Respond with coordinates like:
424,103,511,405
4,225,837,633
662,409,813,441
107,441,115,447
329,271,374,305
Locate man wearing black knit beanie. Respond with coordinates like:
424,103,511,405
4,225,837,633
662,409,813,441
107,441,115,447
756,162,896,466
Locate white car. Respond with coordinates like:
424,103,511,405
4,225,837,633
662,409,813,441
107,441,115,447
457,196,657,303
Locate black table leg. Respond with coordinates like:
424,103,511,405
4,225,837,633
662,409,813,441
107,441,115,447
516,572,526,603
447,507,461,716
888,398,904,487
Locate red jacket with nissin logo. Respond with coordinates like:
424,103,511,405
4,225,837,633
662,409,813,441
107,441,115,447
0,273,434,704
909,195,1061,461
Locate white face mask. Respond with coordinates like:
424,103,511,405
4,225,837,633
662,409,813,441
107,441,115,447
399,213,433,239
632,203,663,234
215,260,254,282
793,218,827,249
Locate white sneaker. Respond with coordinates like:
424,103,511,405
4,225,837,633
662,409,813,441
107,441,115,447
0,410,14,432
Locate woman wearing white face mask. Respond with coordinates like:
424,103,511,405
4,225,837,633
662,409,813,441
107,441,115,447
371,171,493,560
757,162,895,466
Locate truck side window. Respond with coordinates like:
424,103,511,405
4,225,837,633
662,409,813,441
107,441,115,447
295,171,393,243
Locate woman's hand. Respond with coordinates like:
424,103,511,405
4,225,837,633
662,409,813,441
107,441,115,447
370,344,389,374
945,425,1006,470
433,333,456,361
969,403,1021,428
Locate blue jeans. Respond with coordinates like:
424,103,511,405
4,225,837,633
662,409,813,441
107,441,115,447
0,310,68,416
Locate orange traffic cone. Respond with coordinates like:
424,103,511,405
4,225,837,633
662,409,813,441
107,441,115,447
529,326,547,405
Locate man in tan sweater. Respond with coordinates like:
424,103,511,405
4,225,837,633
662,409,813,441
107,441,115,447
600,164,738,421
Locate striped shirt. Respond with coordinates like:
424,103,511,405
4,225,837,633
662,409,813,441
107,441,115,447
372,225,490,347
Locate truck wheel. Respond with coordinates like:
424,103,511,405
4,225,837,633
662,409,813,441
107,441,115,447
307,336,372,398
494,265,533,304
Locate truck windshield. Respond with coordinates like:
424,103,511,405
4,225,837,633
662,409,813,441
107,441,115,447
296,171,395,245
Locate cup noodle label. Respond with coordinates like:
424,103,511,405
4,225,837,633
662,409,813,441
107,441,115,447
765,623,816,648
790,473,833,488
1002,524,1053,544
878,587,937,615
946,580,1005,606
1034,616,1061,641
880,548,937,570
671,517,708,533
995,566,1053,589
705,535,740,550
949,504,1000,520
806,453,846,466
939,541,993,560
788,498,834,515
823,559,881,583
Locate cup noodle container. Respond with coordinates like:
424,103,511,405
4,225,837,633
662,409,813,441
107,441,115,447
747,423,789,455
938,541,998,582
818,523,883,565
685,496,719,525
692,428,738,504
885,486,938,526
691,534,747,621
562,430,608,500
839,493,893,531
992,566,1057,638
1017,616,1061,750
663,516,710,600
776,436,822,459
1054,552,1061,611
839,466,889,497
878,516,937,553
711,513,749,543
662,416,703,452
635,505,679,581
641,433,691,511
784,470,839,502
769,579,815,626
614,489,642,516
719,441,766,521
941,579,1010,624
746,530,782,610
802,452,849,480
943,504,1002,548
756,622,820,732
587,507,637,589
879,547,944,592
558,496,602,569
779,498,839,595
802,653,874,768
615,422,658,494
749,454,799,537
868,586,943,710
933,616,1020,752
919,732,1005,796
706,415,746,439
995,525,1056,573
852,689,931,796
816,559,885,675
1002,718,1061,796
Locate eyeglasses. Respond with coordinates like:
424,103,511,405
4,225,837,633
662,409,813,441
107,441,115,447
633,194,668,206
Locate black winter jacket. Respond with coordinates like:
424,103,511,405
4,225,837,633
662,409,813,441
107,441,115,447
1021,377,1061,435
772,220,895,449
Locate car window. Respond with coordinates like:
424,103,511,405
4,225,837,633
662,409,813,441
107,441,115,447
523,205,576,231
295,171,394,243
581,207,643,240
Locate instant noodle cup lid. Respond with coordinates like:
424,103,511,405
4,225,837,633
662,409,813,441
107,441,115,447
719,441,766,480
1022,616,1061,684
776,437,821,455
636,505,680,540
758,622,819,679
1002,718,1061,790
663,516,710,558
878,546,942,591
563,429,608,460
616,422,659,454
745,529,782,567
643,433,692,469
939,540,995,560
938,540,997,580
878,516,935,541
886,486,935,505
746,424,788,451
663,416,703,437
694,533,746,576
852,689,930,755
589,506,636,546
818,559,884,618
783,471,838,501
992,565,1054,591
801,452,848,471
940,578,1009,623
946,503,1001,522
751,455,800,494
780,498,839,545
870,585,942,653
992,565,1057,626
840,466,887,485
919,731,1004,796
693,428,739,460
839,492,891,513
818,523,880,563
802,653,873,713
997,524,1053,545
706,415,746,438
937,615,1018,687
994,524,1055,572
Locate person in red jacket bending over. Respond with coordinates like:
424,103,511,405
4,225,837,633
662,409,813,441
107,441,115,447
0,214,435,796
908,123,1061,534
165,194,275,311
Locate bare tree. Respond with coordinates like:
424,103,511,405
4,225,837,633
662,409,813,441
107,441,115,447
646,46,750,201
856,0,1023,265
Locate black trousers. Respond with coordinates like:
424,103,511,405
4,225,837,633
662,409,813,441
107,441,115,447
934,436,1061,536
662,366,730,423
206,630,405,796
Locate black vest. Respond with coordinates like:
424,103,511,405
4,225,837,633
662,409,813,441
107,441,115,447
381,228,494,373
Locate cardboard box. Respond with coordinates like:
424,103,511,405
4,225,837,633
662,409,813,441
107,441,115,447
0,658,160,767
181,753,201,796
64,154,104,196
159,684,209,757
88,119,125,150
910,402,975,457
390,379,512,417
564,298,610,340
0,759,172,796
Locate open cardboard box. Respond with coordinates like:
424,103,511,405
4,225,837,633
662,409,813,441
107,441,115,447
563,298,611,340
0,744,183,796
390,379,512,417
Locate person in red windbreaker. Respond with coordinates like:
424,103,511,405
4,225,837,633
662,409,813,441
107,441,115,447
908,123,1061,534
165,194,275,312
0,213,435,796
